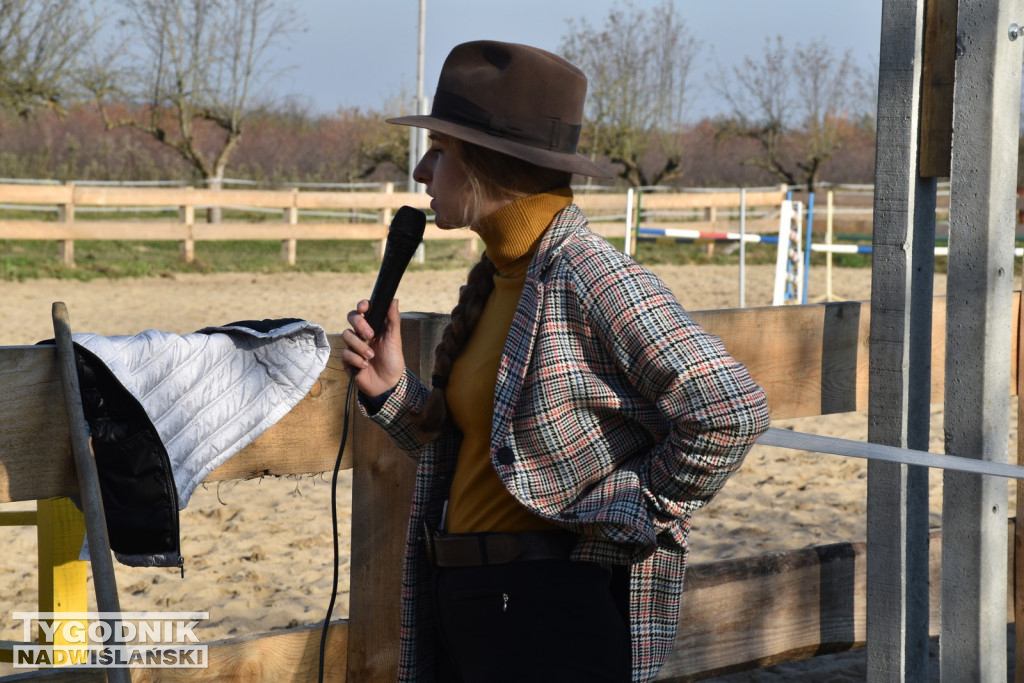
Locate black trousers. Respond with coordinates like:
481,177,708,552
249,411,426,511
431,559,632,682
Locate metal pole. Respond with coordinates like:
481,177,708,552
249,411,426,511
408,0,427,193
739,187,746,308
802,191,814,304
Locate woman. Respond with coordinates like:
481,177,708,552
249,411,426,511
341,40,770,683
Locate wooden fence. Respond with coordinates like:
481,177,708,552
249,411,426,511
0,292,1021,680
0,183,792,267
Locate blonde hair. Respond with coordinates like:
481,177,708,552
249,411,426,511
442,134,572,227
415,136,571,439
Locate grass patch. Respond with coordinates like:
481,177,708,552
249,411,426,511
0,238,485,281
5,232,938,282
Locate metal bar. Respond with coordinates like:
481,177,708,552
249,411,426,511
758,427,1024,480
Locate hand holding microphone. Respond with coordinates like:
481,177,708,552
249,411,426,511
341,206,426,393
364,205,427,337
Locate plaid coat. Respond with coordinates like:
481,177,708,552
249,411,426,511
366,204,770,682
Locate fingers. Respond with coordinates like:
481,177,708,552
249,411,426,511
342,300,374,373
340,328,374,370
342,299,406,396
346,299,373,341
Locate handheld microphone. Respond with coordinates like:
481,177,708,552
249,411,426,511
364,205,427,337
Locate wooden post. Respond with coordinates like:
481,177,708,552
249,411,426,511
376,182,394,262
919,0,957,178
282,188,298,266
50,302,130,683
941,0,1023,678
866,1,936,679
57,183,75,268
348,313,447,681
179,187,195,264
630,189,641,257
703,207,716,258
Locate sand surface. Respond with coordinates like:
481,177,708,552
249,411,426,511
3,261,1015,680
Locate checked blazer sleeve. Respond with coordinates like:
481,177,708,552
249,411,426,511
493,217,770,559
581,254,769,540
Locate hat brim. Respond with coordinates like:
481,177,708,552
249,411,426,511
387,114,612,179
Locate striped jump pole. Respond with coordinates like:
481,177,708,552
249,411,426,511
635,227,779,244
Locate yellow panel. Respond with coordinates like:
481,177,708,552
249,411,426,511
36,498,88,649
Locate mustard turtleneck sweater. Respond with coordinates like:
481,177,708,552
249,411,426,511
444,187,572,534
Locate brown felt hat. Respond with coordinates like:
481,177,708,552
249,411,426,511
387,40,610,178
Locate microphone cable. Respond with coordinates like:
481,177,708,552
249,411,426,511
318,372,356,682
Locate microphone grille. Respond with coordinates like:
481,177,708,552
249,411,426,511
391,205,427,239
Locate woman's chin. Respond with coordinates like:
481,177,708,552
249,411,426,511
434,218,468,231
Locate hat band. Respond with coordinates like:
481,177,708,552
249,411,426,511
432,88,581,154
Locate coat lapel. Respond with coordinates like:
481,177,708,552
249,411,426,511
490,205,583,451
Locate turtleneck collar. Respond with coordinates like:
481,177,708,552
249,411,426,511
472,187,572,271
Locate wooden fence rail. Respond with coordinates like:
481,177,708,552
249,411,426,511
0,293,1020,680
0,184,793,266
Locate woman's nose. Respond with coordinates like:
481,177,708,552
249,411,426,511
412,155,431,185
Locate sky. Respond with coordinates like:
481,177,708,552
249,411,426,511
272,0,885,120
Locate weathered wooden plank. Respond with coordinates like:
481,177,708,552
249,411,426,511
638,190,787,211
70,186,197,208
918,0,957,178
0,184,785,215
0,221,480,243
0,185,72,205
0,621,348,682
1,299,1018,502
190,223,388,241
0,521,1009,682
73,187,297,210
294,191,429,211
693,295,1018,422
0,346,78,502
692,302,875,420
205,337,353,482
656,523,1015,681
0,221,191,240
192,222,475,242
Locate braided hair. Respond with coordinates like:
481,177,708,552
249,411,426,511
416,254,497,438
414,135,571,439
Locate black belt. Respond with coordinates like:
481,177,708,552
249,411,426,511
428,531,578,568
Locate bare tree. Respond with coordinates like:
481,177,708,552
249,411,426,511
88,0,302,216
0,0,102,117
560,0,700,187
711,36,870,193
